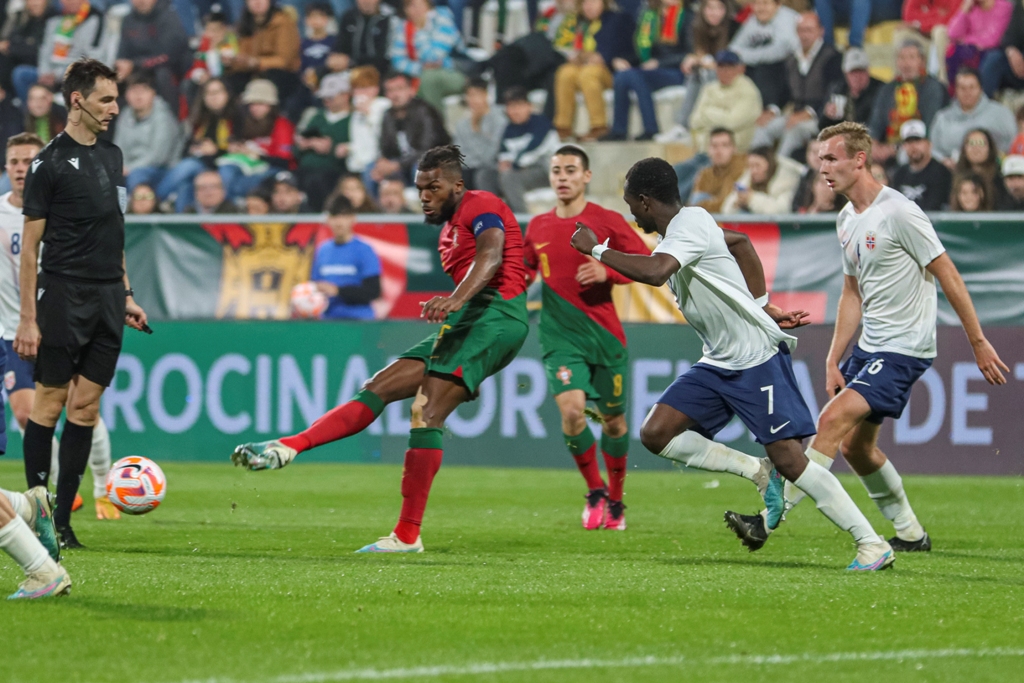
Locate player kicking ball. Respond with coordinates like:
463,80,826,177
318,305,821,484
523,146,651,530
232,145,530,553
725,122,1009,552
571,157,894,570
1,485,69,598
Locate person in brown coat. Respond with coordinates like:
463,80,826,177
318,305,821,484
226,0,302,109
688,127,746,212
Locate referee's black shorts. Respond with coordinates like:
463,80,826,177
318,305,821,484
34,272,126,388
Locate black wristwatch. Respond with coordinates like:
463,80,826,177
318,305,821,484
126,288,135,298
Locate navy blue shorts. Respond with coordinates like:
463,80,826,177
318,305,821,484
3,339,35,394
658,344,817,445
840,345,933,424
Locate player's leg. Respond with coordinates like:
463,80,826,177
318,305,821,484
592,363,630,531
90,418,120,520
553,389,608,529
0,492,70,599
23,383,68,492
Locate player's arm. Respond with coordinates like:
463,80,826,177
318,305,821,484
578,217,651,286
825,274,863,396
13,217,45,360
570,224,679,286
421,227,505,323
123,252,148,331
522,224,539,282
926,253,1008,385
722,229,809,330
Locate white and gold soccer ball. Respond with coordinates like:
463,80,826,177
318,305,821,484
106,456,167,515
290,282,329,319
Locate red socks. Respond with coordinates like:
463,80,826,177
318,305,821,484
393,428,444,544
279,389,384,453
601,432,629,502
565,429,605,490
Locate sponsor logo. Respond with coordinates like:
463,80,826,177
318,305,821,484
68,157,79,170
769,421,791,434
31,159,42,173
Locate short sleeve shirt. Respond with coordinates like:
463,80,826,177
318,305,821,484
311,237,381,320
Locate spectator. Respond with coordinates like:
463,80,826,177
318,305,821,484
953,127,1003,199
552,0,636,141
270,170,312,212
378,176,413,212
245,185,273,213
1011,103,1024,154
114,71,182,193
497,86,562,213
870,161,890,185
335,173,380,212
604,0,690,141
328,0,394,79
797,173,846,212
23,84,66,143
689,127,746,211
949,171,991,210
869,40,949,162
751,12,841,159
389,0,465,112
370,71,449,194
728,0,799,110
346,65,390,176
219,78,296,201
901,0,958,78
11,0,103,102
930,68,1016,164
980,0,1024,96
995,154,1024,209
818,47,883,129
891,118,952,210
186,169,239,213
0,0,57,93
159,77,234,213
310,194,382,320
128,184,161,214
453,77,504,193
115,0,191,109
226,0,302,109
675,0,738,133
720,145,805,213
295,71,352,211
0,86,23,145
945,0,1012,93
186,6,239,94
300,2,335,91
816,0,902,49
790,137,822,211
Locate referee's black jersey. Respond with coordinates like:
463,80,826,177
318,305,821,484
22,132,127,283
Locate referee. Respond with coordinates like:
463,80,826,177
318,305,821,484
13,59,148,549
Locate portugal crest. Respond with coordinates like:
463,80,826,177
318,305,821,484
556,366,573,386
865,231,877,250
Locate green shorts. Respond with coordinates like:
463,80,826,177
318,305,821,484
400,293,528,396
543,351,629,416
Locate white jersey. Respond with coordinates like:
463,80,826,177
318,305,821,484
653,207,797,370
837,186,946,359
0,191,23,340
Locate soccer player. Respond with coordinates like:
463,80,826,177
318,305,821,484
233,145,530,553
523,145,650,530
0,485,69,599
570,157,895,570
0,132,119,521
14,59,149,550
725,122,1009,552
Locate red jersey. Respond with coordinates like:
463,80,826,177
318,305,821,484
524,202,650,346
438,191,528,300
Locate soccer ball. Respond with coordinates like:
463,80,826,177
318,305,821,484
106,456,167,515
290,282,328,319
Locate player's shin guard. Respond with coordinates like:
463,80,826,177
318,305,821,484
89,419,112,499
784,447,833,514
393,427,444,544
565,428,605,490
601,432,629,502
23,420,56,490
52,422,93,529
280,389,385,453
858,460,924,541
659,431,761,481
0,515,55,576
793,460,882,545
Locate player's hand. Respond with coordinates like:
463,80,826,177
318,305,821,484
13,320,41,362
825,361,846,398
570,223,599,254
125,297,148,332
576,257,608,286
764,303,810,329
315,281,340,297
420,295,463,323
971,338,1009,385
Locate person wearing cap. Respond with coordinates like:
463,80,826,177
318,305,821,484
995,154,1024,210
819,47,884,129
270,171,312,213
728,0,800,110
891,118,953,211
113,70,183,193
310,194,382,320
295,71,353,211
114,0,191,109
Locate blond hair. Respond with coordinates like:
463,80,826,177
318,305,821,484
818,121,872,160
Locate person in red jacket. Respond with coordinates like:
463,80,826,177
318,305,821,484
218,78,296,201
523,145,650,531
900,0,960,81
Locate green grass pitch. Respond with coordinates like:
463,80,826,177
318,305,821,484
2,460,1023,683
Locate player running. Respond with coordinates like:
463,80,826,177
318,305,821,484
725,122,1009,552
0,133,118,521
571,157,895,570
523,145,650,530
232,145,529,553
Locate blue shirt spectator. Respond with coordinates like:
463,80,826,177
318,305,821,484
311,195,382,319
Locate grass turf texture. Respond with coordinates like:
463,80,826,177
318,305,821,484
1,460,1023,683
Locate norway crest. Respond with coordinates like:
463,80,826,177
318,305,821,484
865,231,877,250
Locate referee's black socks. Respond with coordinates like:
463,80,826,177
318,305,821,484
53,421,94,529
23,419,56,490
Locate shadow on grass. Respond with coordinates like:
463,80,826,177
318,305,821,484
72,598,229,622
108,545,478,567
654,555,836,571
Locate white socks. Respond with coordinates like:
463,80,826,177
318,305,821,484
859,460,924,541
784,447,833,513
659,431,762,481
1,489,32,524
793,460,883,546
48,418,113,499
0,515,56,576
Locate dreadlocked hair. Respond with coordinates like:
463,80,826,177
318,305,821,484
418,145,465,179
624,157,680,204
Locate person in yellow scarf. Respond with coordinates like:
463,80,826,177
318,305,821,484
11,0,102,101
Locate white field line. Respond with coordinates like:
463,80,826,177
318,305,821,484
176,647,1024,683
